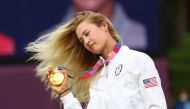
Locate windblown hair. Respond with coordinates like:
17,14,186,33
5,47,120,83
25,11,122,102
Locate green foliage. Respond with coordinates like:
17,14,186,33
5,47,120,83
168,33,190,98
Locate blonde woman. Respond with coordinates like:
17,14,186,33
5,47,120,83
26,11,167,109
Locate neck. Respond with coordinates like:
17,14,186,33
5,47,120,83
101,36,116,59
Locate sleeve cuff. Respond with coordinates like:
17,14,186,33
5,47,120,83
60,92,76,104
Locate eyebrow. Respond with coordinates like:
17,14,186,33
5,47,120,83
82,29,88,36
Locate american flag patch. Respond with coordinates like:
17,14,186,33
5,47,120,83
143,77,158,88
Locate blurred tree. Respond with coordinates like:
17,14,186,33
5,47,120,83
169,33,190,103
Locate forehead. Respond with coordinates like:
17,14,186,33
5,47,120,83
77,20,90,30
76,20,93,35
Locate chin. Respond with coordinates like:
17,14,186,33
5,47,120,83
93,49,102,55
89,48,98,54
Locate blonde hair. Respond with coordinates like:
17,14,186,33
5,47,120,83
25,11,122,102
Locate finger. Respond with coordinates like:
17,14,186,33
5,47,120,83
57,66,64,70
46,67,52,80
56,66,73,73
49,79,67,89
50,85,63,94
48,67,53,73
63,72,69,82
50,84,60,90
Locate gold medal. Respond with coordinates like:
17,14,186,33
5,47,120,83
48,70,64,86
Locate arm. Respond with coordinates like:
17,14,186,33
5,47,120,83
48,67,83,109
138,54,167,109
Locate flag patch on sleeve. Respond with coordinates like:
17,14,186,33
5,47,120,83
143,77,158,88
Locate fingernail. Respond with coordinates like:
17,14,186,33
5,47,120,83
57,66,64,70
48,68,52,74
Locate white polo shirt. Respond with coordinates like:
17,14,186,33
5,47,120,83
60,45,167,109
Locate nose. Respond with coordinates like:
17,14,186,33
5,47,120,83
84,38,90,46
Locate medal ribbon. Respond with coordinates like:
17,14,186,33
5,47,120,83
77,43,122,80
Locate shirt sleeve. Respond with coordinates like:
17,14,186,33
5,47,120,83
60,92,83,109
138,54,167,109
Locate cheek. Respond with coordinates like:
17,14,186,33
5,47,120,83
92,30,103,40
96,32,107,43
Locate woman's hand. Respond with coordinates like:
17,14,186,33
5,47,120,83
47,67,71,97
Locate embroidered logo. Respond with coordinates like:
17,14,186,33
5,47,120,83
115,64,123,76
143,77,158,88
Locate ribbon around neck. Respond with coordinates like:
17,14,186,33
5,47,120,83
78,43,122,80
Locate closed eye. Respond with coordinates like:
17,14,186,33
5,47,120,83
84,31,89,36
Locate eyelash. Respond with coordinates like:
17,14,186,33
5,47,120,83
80,31,90,43
85,32,89,36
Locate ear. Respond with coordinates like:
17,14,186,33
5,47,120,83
101,21,108,31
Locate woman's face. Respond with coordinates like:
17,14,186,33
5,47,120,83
76,20,108,54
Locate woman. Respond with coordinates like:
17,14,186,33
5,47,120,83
26,11,167,109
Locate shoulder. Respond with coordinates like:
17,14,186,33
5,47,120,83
120,45,155,68
121,45,151,60
131,48,154,66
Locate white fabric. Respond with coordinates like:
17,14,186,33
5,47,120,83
60,45,167,109
60,92,83,109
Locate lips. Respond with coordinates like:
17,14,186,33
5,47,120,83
89,43,95,50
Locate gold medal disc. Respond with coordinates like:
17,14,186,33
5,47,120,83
49,70,64,86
